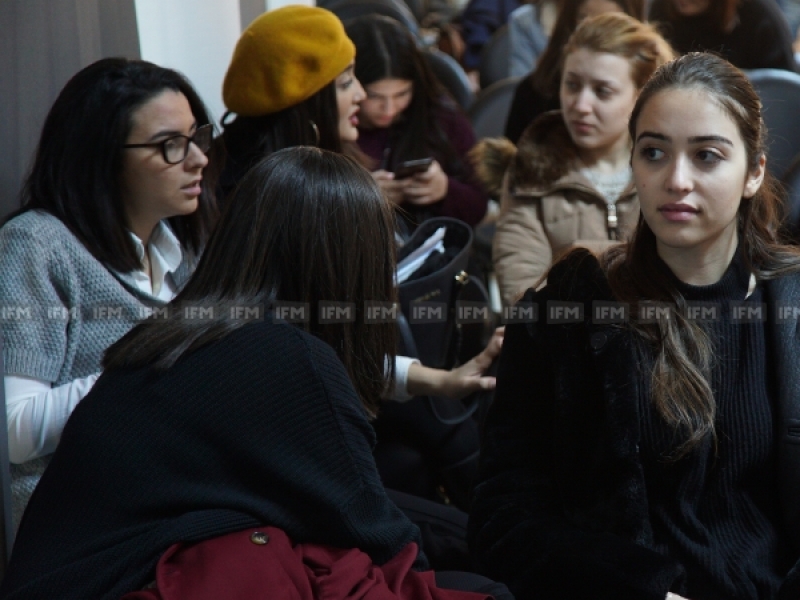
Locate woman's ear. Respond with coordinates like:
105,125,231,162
743,153,766,199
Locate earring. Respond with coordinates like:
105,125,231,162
309,120,320,146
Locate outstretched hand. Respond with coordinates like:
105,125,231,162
440,326,504,400
406,327,504,400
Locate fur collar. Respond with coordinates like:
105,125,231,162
510,110,581,190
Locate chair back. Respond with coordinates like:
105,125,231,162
478,24,510,89
780,154,800,242
0,333,14,577
325,0,421,38
422,49,476,110
746,68,800,180
467,76,521,139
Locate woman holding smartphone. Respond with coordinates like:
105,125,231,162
345,15,488,230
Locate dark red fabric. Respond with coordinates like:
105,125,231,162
122,527,491,600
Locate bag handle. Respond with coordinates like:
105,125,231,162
397,270,493,426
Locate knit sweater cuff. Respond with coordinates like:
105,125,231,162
3,348,62,383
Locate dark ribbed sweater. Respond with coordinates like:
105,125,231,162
640,253,790,599
0,320,425,600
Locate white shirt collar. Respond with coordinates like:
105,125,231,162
128,222,183,299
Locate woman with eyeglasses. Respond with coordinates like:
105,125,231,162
0,57,218,528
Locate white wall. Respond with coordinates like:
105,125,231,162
134,0,242,125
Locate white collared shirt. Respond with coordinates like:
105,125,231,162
5,222,183,463
128,222,183,299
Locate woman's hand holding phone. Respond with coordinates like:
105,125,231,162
371,170,408,205
404,159,448,205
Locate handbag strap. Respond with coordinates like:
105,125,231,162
397,271,489,425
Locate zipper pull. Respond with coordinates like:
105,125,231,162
606,203,618,240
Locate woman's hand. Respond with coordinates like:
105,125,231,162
372,170,407,205
404,160,449,205
406,327,504,400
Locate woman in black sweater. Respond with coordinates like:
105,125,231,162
0,148,421,599
470,53,800,600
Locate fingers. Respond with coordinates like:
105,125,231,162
372,169,394,181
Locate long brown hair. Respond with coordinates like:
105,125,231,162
501,13,673,187
530,0,645,97
105,146,397,416
605,52,800,457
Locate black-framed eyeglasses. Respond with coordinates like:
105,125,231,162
123,123,213,165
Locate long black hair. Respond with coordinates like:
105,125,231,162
345,15,466,178
217,82,341,200
17,57,219,273
105,147,397,416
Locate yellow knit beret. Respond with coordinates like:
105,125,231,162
223,5,356,117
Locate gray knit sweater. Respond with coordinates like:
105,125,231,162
0,210,194,528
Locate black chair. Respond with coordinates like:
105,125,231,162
478,24,510,89
746,68,800,180
780,154,800,242
325,0,421,38
422,49,476,110
467,76,521,140
0,333,14,579
400,0,426,23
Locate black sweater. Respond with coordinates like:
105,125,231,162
640,253,789,599
649,0,796,72
468,249,800,600
0,320,424,599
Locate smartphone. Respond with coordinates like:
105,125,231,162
394,157,433,179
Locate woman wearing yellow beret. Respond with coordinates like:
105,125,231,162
217,5,366,198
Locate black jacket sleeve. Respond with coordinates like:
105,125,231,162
468,287,684,600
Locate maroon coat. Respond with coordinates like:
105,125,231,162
123,527,490,600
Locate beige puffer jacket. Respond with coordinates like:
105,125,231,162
473,112,639,306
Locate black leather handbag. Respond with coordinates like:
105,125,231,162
397,217,474,370
375,218,493,509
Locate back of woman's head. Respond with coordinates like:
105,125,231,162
19,57,217,271
106,146,397,416
532,0,646,94
563,12,675,89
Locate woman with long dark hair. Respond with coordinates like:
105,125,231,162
0,57,218,528
503,0,645,144
470,52,800,599
1,147,513,600
346,15,489,229
217,6,501,404
216,5,365,200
